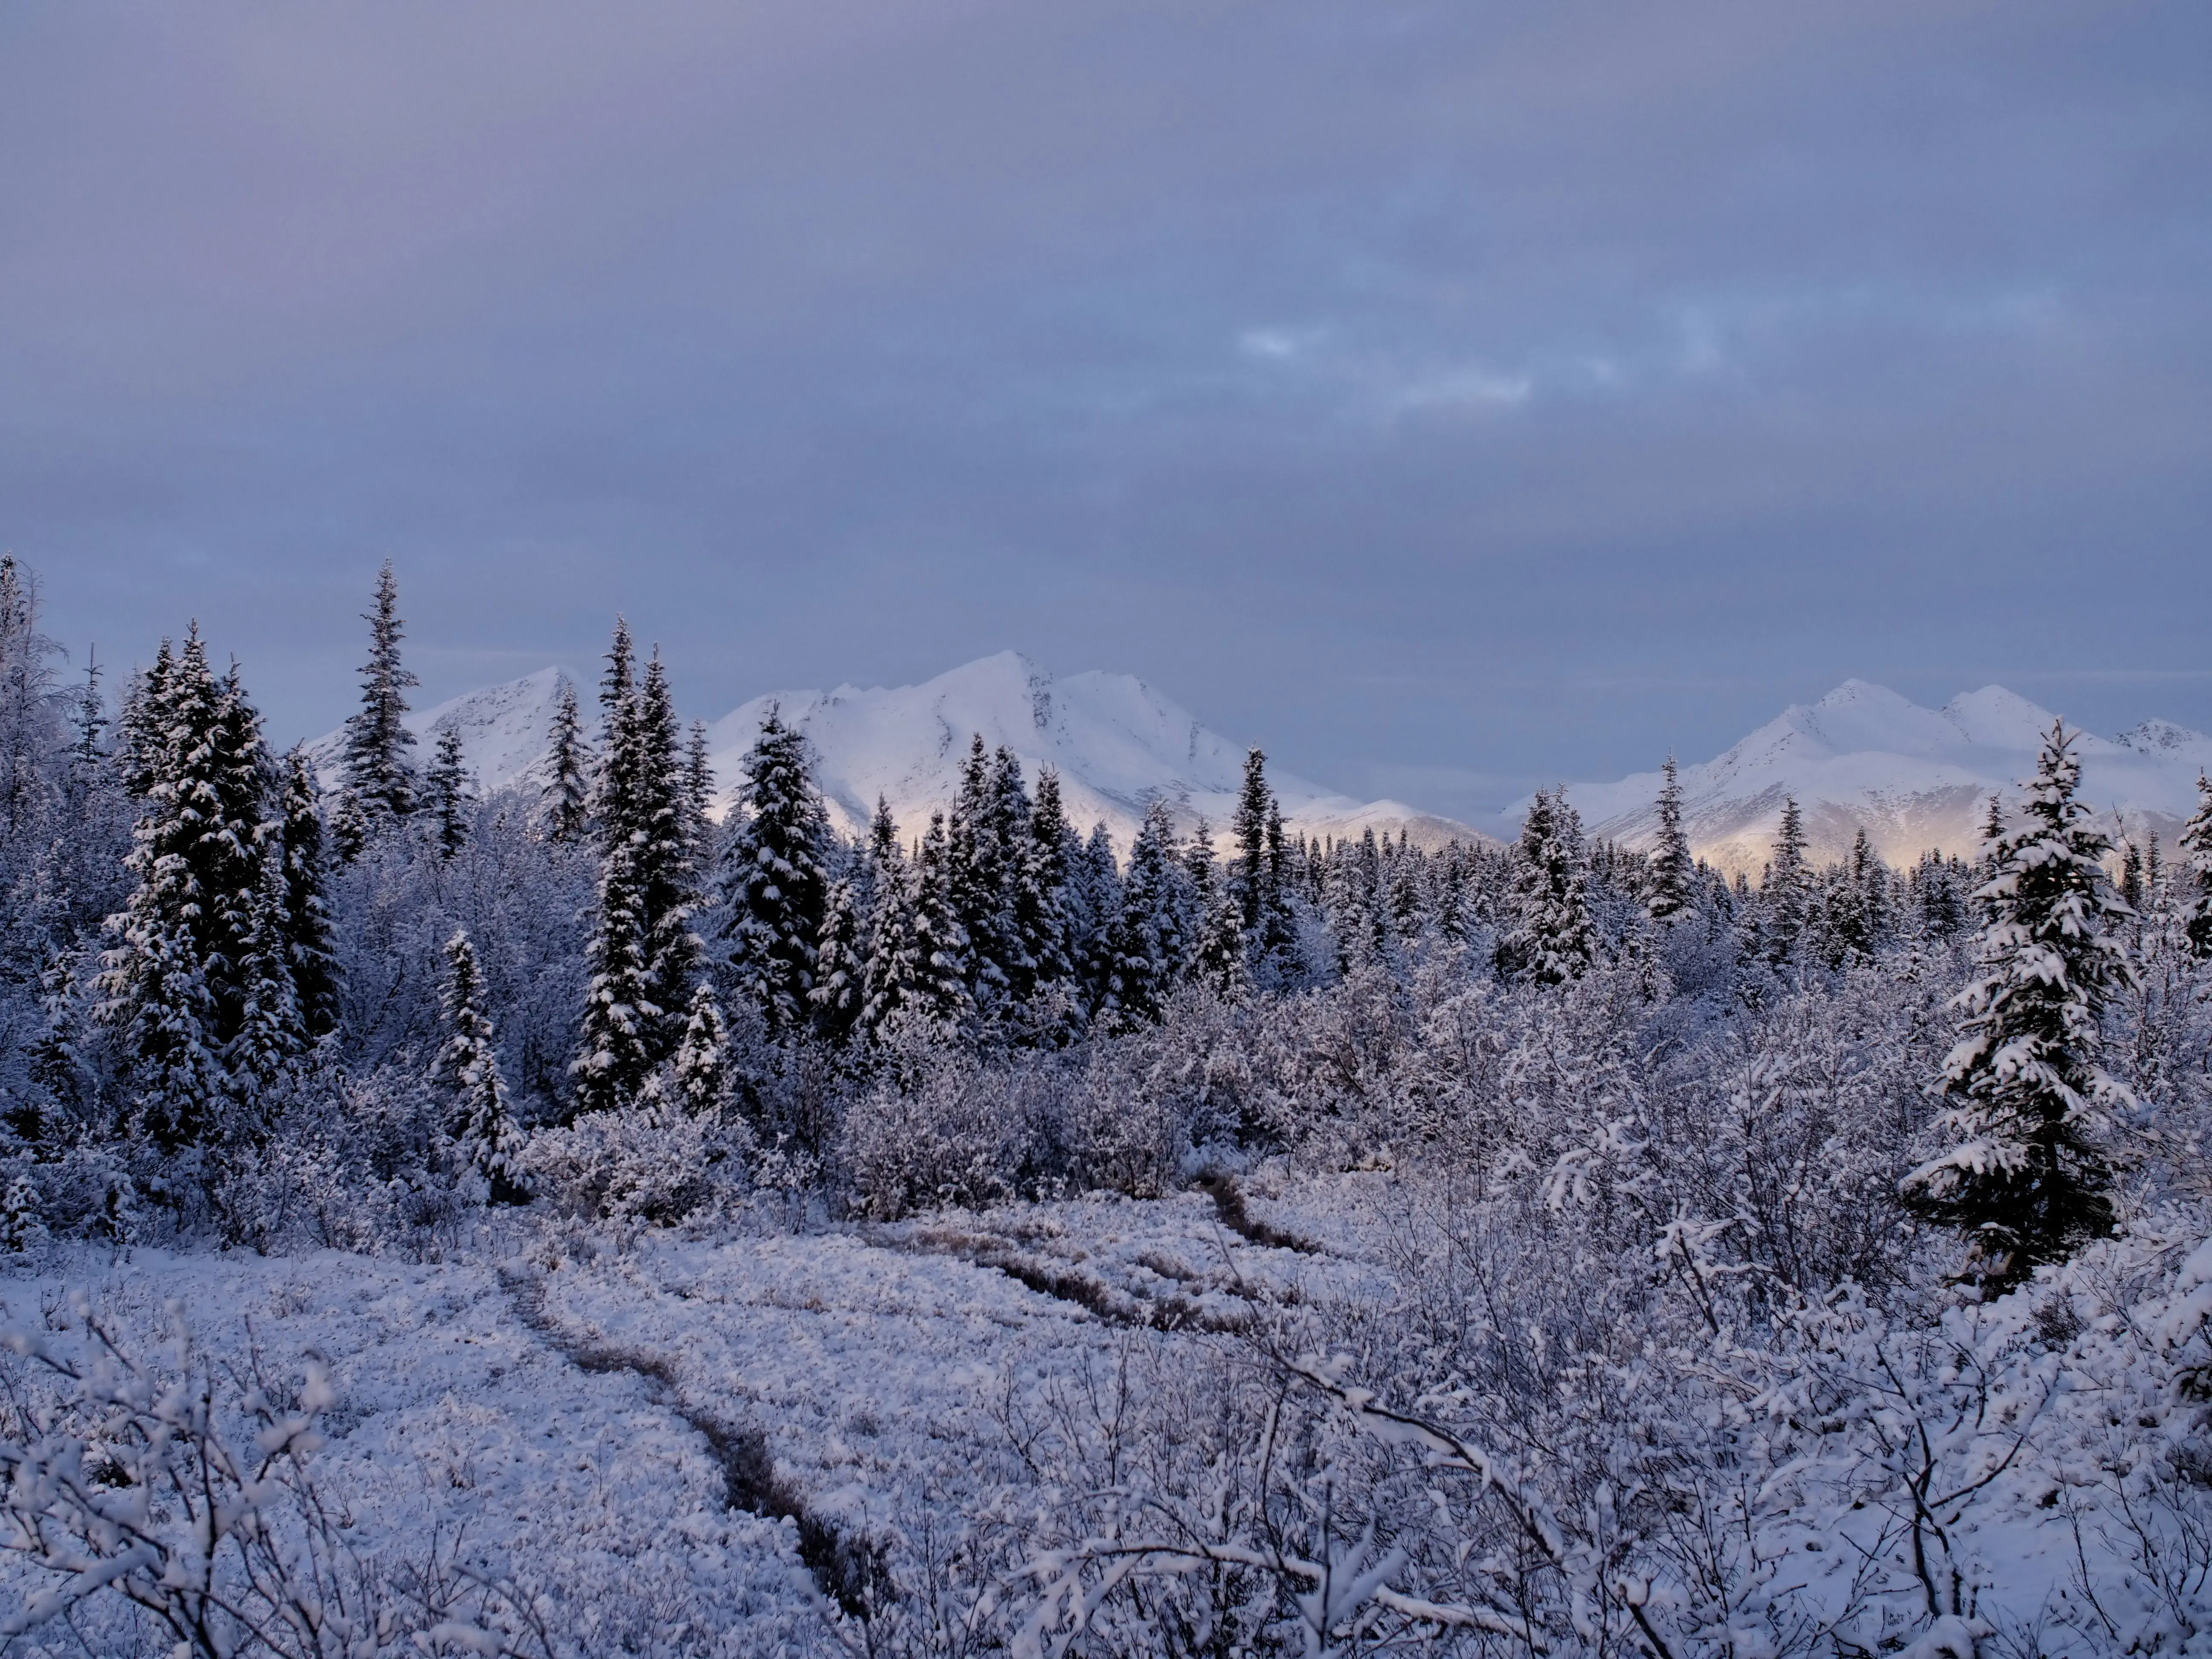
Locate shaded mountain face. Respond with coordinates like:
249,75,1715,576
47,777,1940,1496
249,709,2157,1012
1529,679,2212,876
309,652,1489,854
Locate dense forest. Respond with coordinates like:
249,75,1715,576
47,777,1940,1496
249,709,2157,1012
3,555,2212,1657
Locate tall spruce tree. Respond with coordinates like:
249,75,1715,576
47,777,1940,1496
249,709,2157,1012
335,561,418,852
1903,723,2138,1289
1017,767,1077,998
1187,821,1247,995
424,725,472,861
0,556,61,843
101,627,287,1148
859,800,923,1036
944,736,1016,1014
1105,800,1186,1026
718,704,830,1034
1764,797,1811,964
811,867,867,1043
431,929,524,1199
907,810,977,1032
1495,789,1597,985
2182,773,2212,960
544,677,593,844
572,626,697,1112
276,748,341,1042
632,654,700,1044
684,719,715,858
1647,755,1695,926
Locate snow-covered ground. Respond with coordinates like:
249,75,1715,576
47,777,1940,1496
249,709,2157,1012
3,1177,2204,1656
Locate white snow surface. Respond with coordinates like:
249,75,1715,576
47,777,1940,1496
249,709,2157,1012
309,651,1489,853
0,1180,2196,1655
1522,677,2212,874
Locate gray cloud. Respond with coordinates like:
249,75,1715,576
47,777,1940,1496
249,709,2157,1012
4,0,2206,820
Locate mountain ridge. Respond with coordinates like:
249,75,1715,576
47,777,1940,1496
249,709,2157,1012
1525,678,2212,876
309,651,1493,853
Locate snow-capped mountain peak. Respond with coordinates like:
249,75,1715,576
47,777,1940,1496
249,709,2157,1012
707,652,1482,852
1536,679,2208,875
309,652,1488,853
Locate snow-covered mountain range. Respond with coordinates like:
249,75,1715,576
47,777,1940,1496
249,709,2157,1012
1530,679,2212,876
310,652,1487,853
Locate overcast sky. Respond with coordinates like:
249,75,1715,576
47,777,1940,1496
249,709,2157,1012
6,0,2207,820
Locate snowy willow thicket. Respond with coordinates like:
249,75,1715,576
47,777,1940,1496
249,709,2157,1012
2,558,2212,1656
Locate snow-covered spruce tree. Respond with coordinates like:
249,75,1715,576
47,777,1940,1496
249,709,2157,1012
1764,795,1811,964
1105,799,1187,1027
430,928,524,1199
672,981,734,1115
1016,766,1076,1001
684,717,714,855
0,554,61,844
908,809,978,1032
810,865,867,1044
1228,747,1301,984
1187,821,1247,995
859,800,923,1036
2182,772,2212,960
1647,753,1695,926
1903,722,2139,1289
986,745,1040,1005
631,652,700,1033
572,625,699,1113
1494,788,1596,985
543,675,594,843
717,702,829,1035
1067,822,1122,1016
274,748,341,1043
100,628,290,1149
945,736,1016,1016
334,559,418,855
423,723,472,861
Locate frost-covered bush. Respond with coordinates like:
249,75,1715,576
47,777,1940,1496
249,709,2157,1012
518,1084,753,1225
0,1306,547,1657
843,1044,1042,1220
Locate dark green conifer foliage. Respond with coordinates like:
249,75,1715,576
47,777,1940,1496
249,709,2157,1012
1647,755,1695,926
1903,723,2138,1290
1106,800,1186,1027
573,625,697,1112
908,810,977,1032
425,725,472,861
1017,767,1076,997
945,735,1020,1013
101,627,288,1148
1187,821,1247,995
336,561,418,852
811,869,867,1043
276,747,342,1042
632,655,700,1047
544,678,593,844
1495,789,1596,985
1763,797,1810,964
859,799,922,1036
2182,774,2212,959
432,928,525,1200
673,983,734,1116
718,704,830,1034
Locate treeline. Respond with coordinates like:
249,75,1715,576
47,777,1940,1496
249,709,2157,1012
3,556,2210,1283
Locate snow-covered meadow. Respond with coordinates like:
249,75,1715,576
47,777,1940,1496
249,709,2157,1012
7,1165,2212,1657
